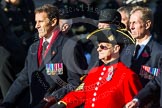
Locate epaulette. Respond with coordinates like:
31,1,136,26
75,83,85,91
80,75,87,81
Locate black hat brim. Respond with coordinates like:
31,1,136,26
86,28,135,45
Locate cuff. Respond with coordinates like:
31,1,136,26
59,101,67,106
133,98,140,106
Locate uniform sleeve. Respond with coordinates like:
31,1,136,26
61,85,86,108
135,73,161,106
123,72,143,104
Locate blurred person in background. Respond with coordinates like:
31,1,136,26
1,0,36,50
0,3,27,102
117,6,132,31
58,10,73,36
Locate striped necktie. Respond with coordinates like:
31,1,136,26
42,41,49,57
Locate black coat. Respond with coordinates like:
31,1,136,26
121,37,162,86
3,33,88,107
121,37,162,107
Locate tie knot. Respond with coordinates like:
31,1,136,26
133,44,141,59
42,41,49,58
136,44,140,51
43,41,49,50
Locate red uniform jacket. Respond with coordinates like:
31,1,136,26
61,62,142,108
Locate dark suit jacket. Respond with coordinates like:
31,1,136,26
121,37,162,86
120,37,162,107
135,67,162,107
3,33,88,107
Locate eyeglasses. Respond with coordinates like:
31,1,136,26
97,45,112,50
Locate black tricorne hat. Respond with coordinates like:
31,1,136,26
86,28,135,45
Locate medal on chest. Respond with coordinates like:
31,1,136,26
106,66,114,81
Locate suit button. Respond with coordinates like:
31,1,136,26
103,67,106,71
99,77,102,80
92,103,95,107
101,72,104,76
93,92,97,96
95,87,98,91
96,82,100,86
92,98,96,102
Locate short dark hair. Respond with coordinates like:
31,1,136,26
35,4,59,25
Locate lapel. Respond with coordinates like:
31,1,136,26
39,34,65,71
120,44,135,67
136,38,153,63
30,41,40,70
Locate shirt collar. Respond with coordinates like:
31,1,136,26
43,34,53,44
136,35,152,46
104,59,119,66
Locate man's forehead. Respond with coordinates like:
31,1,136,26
35,12,49,20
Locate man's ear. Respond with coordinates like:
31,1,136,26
113,45,120,53
62,23,70,32
51,18,57,26
145,20,151,30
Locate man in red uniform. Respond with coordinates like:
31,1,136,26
50,28,142,108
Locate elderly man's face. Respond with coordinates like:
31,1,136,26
129,11,147,40
97,42,114,61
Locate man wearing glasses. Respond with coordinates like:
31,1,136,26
50,28,142,108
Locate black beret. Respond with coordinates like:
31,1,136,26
87,28,135,45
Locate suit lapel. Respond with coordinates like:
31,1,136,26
136,38,153,63
39,34,64,71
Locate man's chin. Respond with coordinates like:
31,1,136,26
38,34,44,38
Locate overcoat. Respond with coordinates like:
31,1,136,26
3,32,88,107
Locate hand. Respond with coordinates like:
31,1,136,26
43,96,56,108
124,100,139,108
50,102,66,108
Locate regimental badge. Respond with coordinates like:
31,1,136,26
140,65,160,79
106,66,114,81
108,35,115,41
46,63,63,75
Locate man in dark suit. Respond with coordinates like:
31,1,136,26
0,4,87,108
121,6,162,108
124,68,162,108
122,6,162,86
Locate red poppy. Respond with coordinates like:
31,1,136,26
142,52,149,57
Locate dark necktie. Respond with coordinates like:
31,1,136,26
42,41,49,57
133,45,141,59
